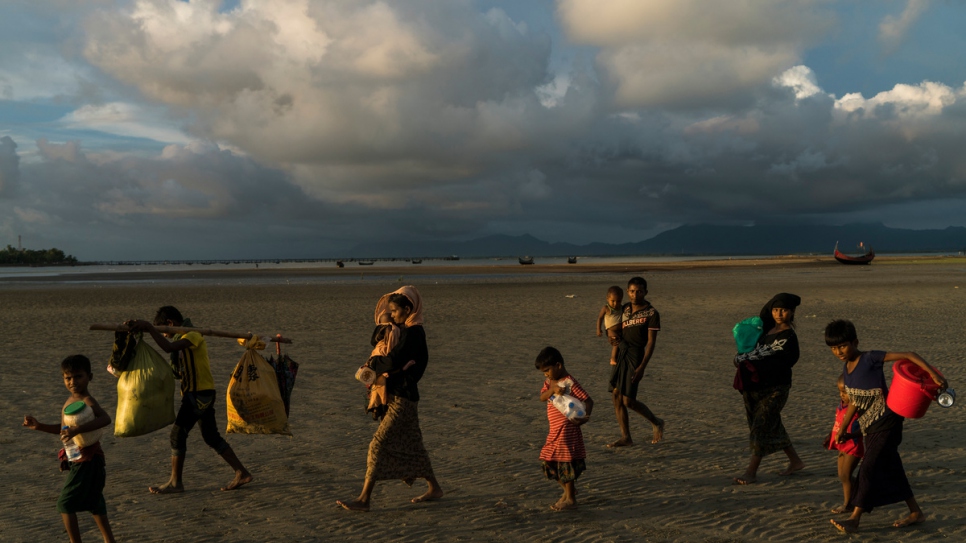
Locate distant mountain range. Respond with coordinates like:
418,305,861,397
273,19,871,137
347,223,966,259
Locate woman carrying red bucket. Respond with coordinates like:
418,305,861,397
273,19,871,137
824,319,948,534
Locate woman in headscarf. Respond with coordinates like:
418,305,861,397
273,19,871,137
337,286,443,511
732,293,806,485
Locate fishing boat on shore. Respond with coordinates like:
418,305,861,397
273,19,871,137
358,260,375,266
834,241,875,265
519,256,534,265
567,256,578,264
411,259,422,264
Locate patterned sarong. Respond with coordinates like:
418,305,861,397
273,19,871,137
742,385,792,457
366,396,435,481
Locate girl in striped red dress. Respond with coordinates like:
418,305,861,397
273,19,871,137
536,347,594,511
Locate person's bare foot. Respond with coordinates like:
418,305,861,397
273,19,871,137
336,499,370,512
411,488,444,504
221,470,253,491
732,475,756,485
778,460,805,476
830,518,859,533
651,420,665,444
550,497,577,511
830,504,852,514
893,511,925,528
609,360,617,366
148,482,184,494
607,437,633,448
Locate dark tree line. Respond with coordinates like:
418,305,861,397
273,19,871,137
0,245,77,264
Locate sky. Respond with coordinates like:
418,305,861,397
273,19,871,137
2,0,966,260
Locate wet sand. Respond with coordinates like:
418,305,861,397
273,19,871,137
1,260,964,541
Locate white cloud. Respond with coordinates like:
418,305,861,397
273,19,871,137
536,73,570,108
556,0,835,108
59,102,191,144
81,0,554,177
834,81,961,120
774,65,825,100
879,0,930,54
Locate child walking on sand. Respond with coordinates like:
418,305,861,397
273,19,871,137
596,286,623,365
23,355,116,543
825,373,863,514
825,319,947,533
129,306,252,494
535,346,593,511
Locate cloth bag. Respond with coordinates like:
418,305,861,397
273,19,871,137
114,336,176,437
732,316,764,392
733,316,763,354
226,336,291,435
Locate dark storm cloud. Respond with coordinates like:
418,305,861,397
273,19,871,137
2,1,966,258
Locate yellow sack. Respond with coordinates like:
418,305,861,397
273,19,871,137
115,337,176,437
226,336,291,435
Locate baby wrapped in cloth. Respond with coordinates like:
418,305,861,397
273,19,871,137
358,287,420,419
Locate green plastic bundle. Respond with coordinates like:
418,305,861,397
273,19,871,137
733,316,764,354
115,337,175,437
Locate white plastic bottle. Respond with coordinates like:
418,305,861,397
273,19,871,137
62,426,82,462
550,393,586,421
62,401,102,448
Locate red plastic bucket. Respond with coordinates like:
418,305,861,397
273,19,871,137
887,360,944,419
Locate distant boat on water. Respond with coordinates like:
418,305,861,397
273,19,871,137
519,256,534,265
411,259,422,264
358,260,375,266
567,256,578,264
443,255,460,261
834,241,875,265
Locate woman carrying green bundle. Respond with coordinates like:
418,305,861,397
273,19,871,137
732,293,806,485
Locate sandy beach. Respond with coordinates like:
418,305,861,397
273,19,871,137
2,260,964,542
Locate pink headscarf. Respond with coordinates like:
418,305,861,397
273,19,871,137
373,285,423,327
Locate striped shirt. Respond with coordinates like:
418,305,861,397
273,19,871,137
539,375,589,462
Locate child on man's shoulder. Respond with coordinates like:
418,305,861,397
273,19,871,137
596,286,623,366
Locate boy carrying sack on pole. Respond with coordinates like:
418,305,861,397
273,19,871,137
128,306,252,494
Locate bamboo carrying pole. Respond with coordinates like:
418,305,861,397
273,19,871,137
89,323,293,344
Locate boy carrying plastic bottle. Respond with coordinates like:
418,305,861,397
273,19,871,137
23,355,116,543
535,346,593,511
